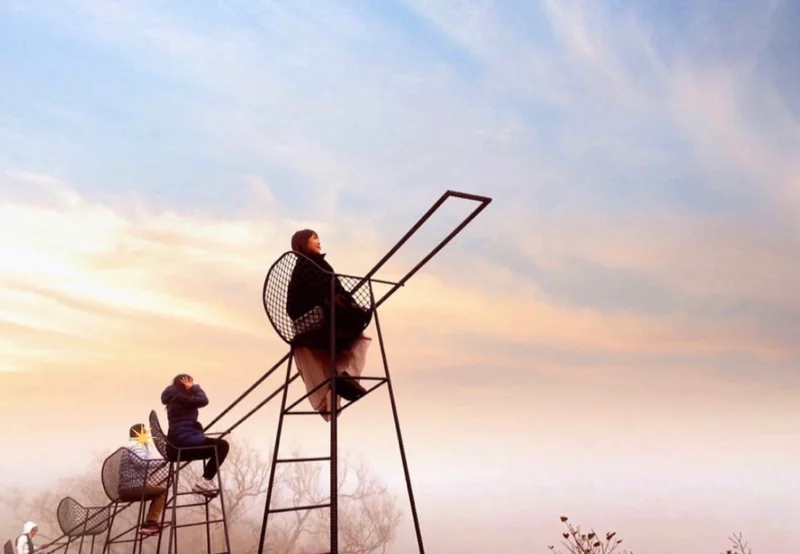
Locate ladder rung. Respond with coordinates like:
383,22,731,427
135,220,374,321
168,501,212,508
172,519,226,529
268,502,330,514
174,490,220,496
276,456,330,463
285,378,388,416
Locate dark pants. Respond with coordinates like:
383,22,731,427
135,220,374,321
166,438,230,480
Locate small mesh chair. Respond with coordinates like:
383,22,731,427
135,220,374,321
100,447,169,554
56,496,110,554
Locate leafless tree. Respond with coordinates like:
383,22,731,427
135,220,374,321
722,532,753,554
547,516,632,554
2,437,400,554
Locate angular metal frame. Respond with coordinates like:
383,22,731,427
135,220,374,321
98,446,171,554
36,189,491,554
256,190,492,553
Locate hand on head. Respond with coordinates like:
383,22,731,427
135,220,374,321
180,376,194,390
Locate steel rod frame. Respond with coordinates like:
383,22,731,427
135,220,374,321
39,189,491,553
254,190,490,553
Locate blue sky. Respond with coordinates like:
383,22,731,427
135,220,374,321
0,1,798,553
1,0,795,220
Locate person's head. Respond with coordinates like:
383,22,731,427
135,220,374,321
129,423,146,439
291,229,321,256
23,521,37,538
172,373,193,388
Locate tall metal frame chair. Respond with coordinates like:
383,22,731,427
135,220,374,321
256,190,492,554
148,411,231,554
32,190,491,554
100,447,170,554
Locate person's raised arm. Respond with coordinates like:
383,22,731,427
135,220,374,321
161,381,210,409
170,385,209,408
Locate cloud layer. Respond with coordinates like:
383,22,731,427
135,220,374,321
1,1,798,553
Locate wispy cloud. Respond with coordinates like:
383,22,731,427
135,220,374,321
1,1,798,552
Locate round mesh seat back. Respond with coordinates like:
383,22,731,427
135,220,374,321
101,447,169,503
57,497,109,537
101,449,125,502
148,410,170,459
262,251,374,346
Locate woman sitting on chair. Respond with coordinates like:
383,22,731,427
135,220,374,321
161,374,230,496
287,229,371,420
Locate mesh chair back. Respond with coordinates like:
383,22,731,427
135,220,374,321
148,410,170,459
101,447,168,503
57,496,110,537
262,251,373,345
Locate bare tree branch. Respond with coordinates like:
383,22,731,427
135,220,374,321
722,532,753,554
546,516,632,554
1,438,401,554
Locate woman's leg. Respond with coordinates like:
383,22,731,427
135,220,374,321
201,438,230,480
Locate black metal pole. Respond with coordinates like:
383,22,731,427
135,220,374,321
329,274,339,554
169,451,181,554
369,283,425,553
257,355,294,553
216,444,232,554
40,190,491,554
373,196,492,309
203,352,291,432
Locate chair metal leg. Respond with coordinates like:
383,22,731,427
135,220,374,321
101,506,118,554
204,482,211,554
169,454,181,554
214,447,232,554
257,354,294,553
329,277,339,554
370,284,426,553
155,465,173,554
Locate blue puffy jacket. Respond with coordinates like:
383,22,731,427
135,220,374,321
161,384,209,446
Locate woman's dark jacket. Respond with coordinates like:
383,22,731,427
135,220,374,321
161,384,209,446
286,252,370,349
287,253,345,320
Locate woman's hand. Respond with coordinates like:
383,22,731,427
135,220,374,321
180,376,194,390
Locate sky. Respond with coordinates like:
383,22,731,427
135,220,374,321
0,0,798,552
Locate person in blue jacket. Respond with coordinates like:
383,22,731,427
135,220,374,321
160,374,229,495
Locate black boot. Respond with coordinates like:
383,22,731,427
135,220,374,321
334,372,367,401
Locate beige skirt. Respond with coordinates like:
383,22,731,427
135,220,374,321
292,335,372,421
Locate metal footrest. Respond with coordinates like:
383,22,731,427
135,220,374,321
267,502,331,515
276,456,331,463
284,375,388,416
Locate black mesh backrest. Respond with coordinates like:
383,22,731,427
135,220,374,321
57,496,110,537
149,410,170,459
262,251,373,345
101,447,169,503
